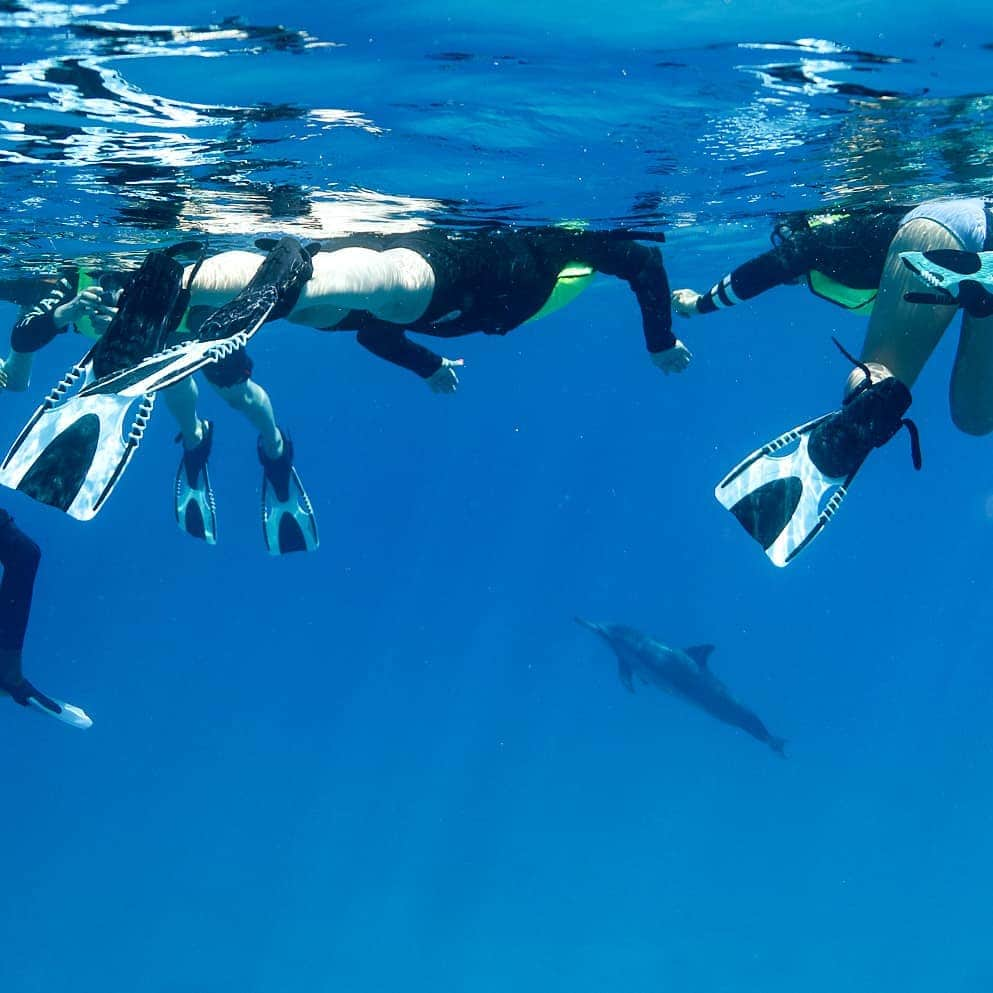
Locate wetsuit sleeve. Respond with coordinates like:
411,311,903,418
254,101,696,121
355,327,444,378
584,239,676,353
693,238,816,314
10,275,76,353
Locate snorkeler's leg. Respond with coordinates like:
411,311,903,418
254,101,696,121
161,376,204,448
213,378,283,460
218,377,320,556
201,345,281,458
847,218,961,396
0,514,92,727
949,311,993,436
0,512,39,684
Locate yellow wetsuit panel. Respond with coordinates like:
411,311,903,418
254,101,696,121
526,262,595,322
807,270,876,315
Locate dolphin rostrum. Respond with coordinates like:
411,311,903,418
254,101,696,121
576,618,786,756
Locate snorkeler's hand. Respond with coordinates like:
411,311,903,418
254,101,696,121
650,340,692,375
53,286,117,333
671,288,702,317
85,292,119,336
425,357,464,394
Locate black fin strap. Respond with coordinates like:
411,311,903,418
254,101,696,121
166,249,209,335
183,249,207,291
904,291,956,306
832,336,875,398
901,418,922,470
164,240,207,260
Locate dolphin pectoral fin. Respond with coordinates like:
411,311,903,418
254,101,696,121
685,644,715,669
618,660,635,693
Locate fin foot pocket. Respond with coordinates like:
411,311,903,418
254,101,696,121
175,420,217,544
259,431,319,555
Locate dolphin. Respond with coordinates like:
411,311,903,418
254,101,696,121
576,618,786,756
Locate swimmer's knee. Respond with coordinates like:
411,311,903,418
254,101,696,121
217,381,249,403
216,379,259,410
843,362,894,402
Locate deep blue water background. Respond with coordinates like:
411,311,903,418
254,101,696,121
1,1,993,991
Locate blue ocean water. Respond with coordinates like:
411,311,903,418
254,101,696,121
1,1,992,990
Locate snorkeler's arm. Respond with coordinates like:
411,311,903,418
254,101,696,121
355,326,447,379
674,241,814,316
10,274,79,352
584,240,677,353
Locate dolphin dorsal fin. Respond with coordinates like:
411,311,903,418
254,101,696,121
685,644,715,669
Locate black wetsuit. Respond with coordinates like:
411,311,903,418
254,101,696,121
315,227,674,379
693,208,908,314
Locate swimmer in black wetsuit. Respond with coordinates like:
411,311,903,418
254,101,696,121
184,225,690,393
672,207,907,319
0,510,91,727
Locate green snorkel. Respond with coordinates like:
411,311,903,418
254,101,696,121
73,268,104,340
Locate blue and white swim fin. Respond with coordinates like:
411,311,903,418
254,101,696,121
0,251,186,519
25,686,93,729
716,368,920,566
3,677,93,729
258,432,318,555
175,420,217,544
901,249,993,317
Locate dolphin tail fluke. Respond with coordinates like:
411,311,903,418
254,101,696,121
768,736,788,758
